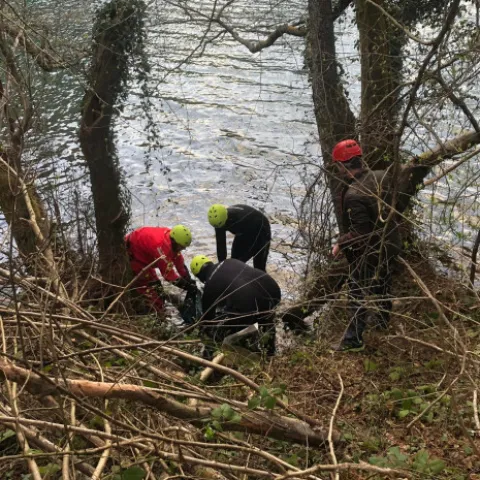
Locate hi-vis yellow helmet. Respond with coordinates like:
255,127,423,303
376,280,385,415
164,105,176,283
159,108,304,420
208,204,228,228
190,255,212,276
170,225,192,248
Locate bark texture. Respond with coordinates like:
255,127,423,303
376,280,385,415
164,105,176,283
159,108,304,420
79,0,138,286
308,0,357,227
356,0,403,168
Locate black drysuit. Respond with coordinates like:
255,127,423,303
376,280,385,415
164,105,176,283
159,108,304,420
214,205,271,271
337,169,402,344
197,259,281,353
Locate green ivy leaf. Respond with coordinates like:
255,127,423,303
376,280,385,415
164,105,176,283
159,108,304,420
397,409,411,418
259,386,269,399
428,458,445,475
264,396,277,410
0,429,16,443
221,404,235,420
248,396,261,410
120,466,146,480
211,420,223,431
229,412,242,424
389,371,401,381
413,449,430,472
364,359,379,373
204,425,215,440
38,463,60,477
368,455,387,467
211,407,223,419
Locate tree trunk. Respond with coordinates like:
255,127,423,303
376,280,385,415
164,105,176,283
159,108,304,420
0,157,51,271
79,0,137,286
288,131,480,319
356,0,404,168
307,0,357,227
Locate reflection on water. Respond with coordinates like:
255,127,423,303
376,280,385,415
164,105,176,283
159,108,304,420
18,0,480,289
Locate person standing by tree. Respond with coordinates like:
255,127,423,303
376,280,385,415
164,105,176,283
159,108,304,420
125,225,196,312
207,204,271,271
330,140,402,352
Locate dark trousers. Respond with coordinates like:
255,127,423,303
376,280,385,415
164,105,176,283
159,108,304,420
343,258,394,343
201,309,277,356
232,234,270,271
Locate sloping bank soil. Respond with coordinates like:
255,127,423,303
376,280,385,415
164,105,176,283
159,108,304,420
259,254,480,479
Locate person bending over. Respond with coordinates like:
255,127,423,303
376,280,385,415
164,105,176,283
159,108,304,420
190,255,281,354
207,204,271,271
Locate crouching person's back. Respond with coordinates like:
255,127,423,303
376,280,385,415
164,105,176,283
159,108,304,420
190,256,281,356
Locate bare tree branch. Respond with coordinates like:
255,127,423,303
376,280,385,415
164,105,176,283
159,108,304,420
2,23,82,71
415,130,480,167
433,72,480,133
0,359,337,447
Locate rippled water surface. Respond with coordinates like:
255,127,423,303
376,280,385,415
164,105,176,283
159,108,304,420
25,0,480,286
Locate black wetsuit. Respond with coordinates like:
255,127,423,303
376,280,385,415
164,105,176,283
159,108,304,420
214,205,271,271
198,259,281,353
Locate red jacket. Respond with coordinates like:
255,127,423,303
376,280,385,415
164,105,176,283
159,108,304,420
125,227,188,282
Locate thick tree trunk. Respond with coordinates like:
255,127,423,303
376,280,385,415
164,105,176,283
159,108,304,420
308,0,357,227
356,0,404,168
0,154,51,273
79,0,135,286
288,130,480,319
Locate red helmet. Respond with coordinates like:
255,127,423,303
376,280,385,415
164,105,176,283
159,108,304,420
332,139,362,162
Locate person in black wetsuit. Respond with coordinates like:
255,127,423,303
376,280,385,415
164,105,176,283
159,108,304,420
190,255,281,354
207,204,271,271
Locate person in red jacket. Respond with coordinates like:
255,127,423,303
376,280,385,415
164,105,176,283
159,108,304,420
125,225,196,312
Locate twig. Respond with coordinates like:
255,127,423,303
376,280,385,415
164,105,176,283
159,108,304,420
386,334,480,363
91,355,111,480
1,317,42,480
407,375,462,430
398,257,467,352
0,419,95,476
473,390,480,432
470,228,480,287
423,147,480,187
61,399,75,480
199,353,225,382
365,0,437,45
276,460,411,479
0,156,67,298
328,374,343,480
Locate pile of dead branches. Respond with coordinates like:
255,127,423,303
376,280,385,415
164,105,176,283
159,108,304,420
0,260,421,480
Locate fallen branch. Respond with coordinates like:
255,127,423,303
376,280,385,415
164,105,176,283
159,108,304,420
0,360,337,446
276,460,411,479
0,419,95,477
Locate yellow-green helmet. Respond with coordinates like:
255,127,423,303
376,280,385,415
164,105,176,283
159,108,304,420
190,255,212,276
208,204,228,228
170,224,192,248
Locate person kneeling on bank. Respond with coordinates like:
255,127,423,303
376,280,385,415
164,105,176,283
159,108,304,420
125,225,196,312
190,255,281,355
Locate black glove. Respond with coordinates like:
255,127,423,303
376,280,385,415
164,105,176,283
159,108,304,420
173,277,197,293
185,278,198,294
